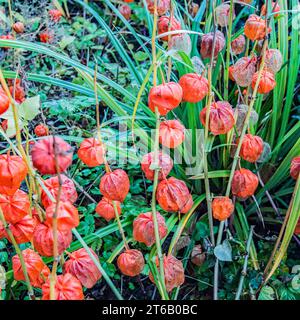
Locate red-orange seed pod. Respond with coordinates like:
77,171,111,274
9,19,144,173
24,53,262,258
141,151,173,181
133,211,167,246
179,73,209,103
200,101,235,135
290,157,300,180
244,14,271,41
231,35,246,55
117,249,145,277
34,124,49,137
252,70,276,94
200,31,225,59
64,248,102,289
158,16,181,41
239,134,264,163
261,2,280,18
119,4,131,20
12,22,25,33
146,0,170,16
212,197,234,221
95,197,122,222
148,82,183,116
100,169,130,202
77,137,105,167
232,169,259,199
159,120,185,148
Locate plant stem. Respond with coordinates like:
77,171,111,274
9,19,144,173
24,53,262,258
235,225,254,300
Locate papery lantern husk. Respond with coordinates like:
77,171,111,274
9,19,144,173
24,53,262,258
212,197,234,221
158,16,181,41
159,120,185,148
119,4,131,20
238,134,264,163
231,168,259,199
231,35,246,55
290,157,300,180
215,3,235,27
77,137,105,167
7,214,36,244
95,197,122,222
252,70,276,94
191,244,206,266
133,211,167,246
179,73,209,103
244,14,271,41
200,30,225,59
232,56,257,87
42,273,84,300
64,248,102,289
146,0,170,16
264,49,283,74
117,249,145,277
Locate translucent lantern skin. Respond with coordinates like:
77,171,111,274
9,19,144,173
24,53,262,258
64,248,102,289
141,151,173,181
229,65,235,81
12,249,45,285
0,189,30,224
45,201,79,232
133,211,167,246
41,174,78,208
77,137,105,167
156,177,193,213
49,9,62,22
212,197,234,221
191,245,206,266
9,84,25,104
7,214,36,244
159,120,185,148
117,249,145,277
232,169,259,199
32,265,50,288
0,154,28,191
252,70,276,94
244,14,271,41
42,273,84,300
34,124,49,137
239,134,264,163
0,88,10,115
215,4,235,27
119,5,131,20
261,2,280,18
31,136,73,175
158,16,181,41
95,197,122,222
33,223,72,257
100,169,130,202
232,56,257,87
179,73,209,103
149,255,184,292
13,22,25,33
264,49,283,74
290,157,300,180
148,82,183,116
147,0,170,16
39,31,54,43
200,31,225,59
200,101,235,135
231,35,246,55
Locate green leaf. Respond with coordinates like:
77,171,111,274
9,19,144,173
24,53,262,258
258,286,275,300
134,51,149,62
214,240,232,262
59,36,76,49
19,96,41,121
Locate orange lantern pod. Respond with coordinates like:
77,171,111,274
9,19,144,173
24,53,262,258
290,157,300,180
232,168,259,199
0,34,14,49
124,0,134,2
159,120,185,148
12,248,45,285
0,154,28,190
45,201,79,232
244,14,271,41
179,73,209,103
156,177,193,213
215,4,235,27
41,174,78,208
0,189,30,224
148,82,183,116
264,49,283,74
295,219,300,235
64,248,102,288
34,124,49,137
42,273,84,300
9,83,25,104
261,2,280,18
31,136,73,175
200,101,235,135
229,65,235,81
200,30,225,59
212,197,234,221
231,34,246,55
49,9,62,22
117,249,145,277
252,70,276,94
239,134,264,163
99,169,130,202
12,22,25,33
119,5,131,20
191,244,206,266
0,87,10,115
95,197,122,222
8,214,36,244
232,56,257,87
141,151,173,181
77,137,105,167
158,16,181,41
133,211,167,246
32,264,50,288
147,0,170,16
33,222,72,257
39,30,54,43
149,255,184,292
